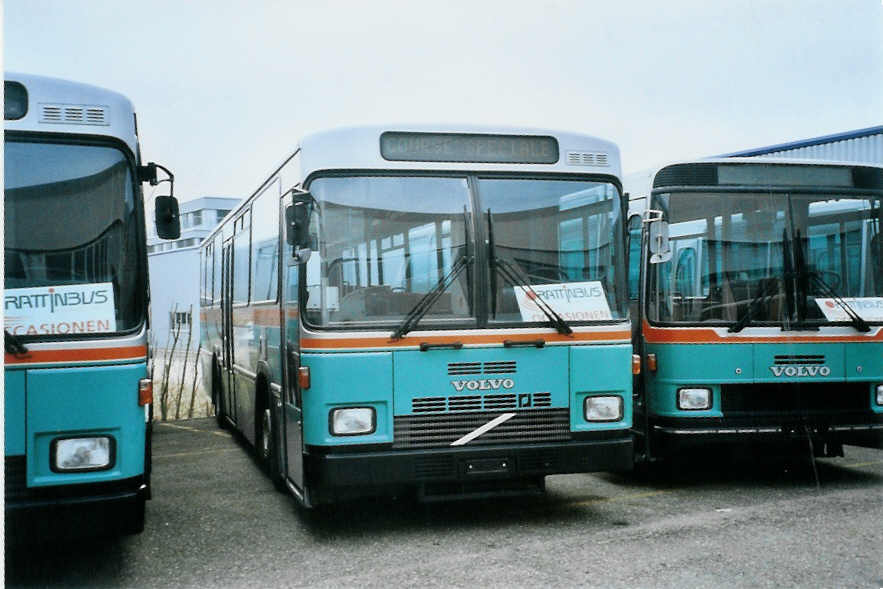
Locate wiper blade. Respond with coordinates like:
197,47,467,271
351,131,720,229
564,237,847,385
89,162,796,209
808,272,871,333
5,330,29,356
729,278,774,333
487,210,573,336
389,254,472,341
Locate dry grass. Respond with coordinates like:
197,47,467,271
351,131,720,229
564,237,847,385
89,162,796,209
151,348,213,420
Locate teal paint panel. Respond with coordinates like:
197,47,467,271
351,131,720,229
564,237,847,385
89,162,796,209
753,343,844,382
847,342,883,414
27,363,147,487
646,343,755,383
302,352,393,446
393,346,569,416
5,370,26,456
570,344,633,431
644,343,752,418
846,342,883,381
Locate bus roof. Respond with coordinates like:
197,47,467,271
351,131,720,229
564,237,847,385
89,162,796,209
4,72,139,155
298,124,622,179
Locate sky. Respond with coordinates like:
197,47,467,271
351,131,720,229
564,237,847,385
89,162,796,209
4,0,883,202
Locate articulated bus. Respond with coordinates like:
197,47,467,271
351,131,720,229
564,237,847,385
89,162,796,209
200,125,635,506
4,73,179,537
630,159,883,463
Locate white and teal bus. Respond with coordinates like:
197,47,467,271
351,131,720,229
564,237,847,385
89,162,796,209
4,73,179,538
200,125,636,505
630,159,883,463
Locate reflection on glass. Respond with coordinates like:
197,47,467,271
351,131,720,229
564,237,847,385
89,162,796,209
647,191,883,325
305,176,473,327
4,140,143,334
480,178,626,323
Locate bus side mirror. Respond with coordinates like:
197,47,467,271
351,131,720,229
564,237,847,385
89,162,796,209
285,200,312,262
648,219,671,264
155,195,181,240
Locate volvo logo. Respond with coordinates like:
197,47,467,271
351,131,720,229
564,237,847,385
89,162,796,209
451,378,515,392
769,365,831,377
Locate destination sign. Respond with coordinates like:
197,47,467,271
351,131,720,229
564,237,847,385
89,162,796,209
4,282,117,336
380,132,559,164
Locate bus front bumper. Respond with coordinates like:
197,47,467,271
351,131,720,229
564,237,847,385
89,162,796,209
4,468,147,541
305,435,633,490
650,414,883,452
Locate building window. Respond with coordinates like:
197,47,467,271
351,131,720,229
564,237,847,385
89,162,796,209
216,209,231,223
169,310,191,327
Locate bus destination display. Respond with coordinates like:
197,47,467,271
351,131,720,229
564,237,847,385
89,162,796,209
380,132,559,164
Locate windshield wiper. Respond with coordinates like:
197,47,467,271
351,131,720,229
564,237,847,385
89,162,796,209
389,253,472,341
729,278,775,333
487,210,573,335
806,270,871,333
5,330,29,356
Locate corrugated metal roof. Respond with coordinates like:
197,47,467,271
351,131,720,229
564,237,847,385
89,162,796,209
720,125,883,163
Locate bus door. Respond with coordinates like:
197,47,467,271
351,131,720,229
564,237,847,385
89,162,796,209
281,192,306,495
221,238,236,424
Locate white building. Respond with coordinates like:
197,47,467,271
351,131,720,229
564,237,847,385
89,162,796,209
147,197,239,348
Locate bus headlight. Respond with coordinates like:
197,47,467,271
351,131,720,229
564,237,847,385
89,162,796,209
584,396,623,422
876,384,883,406
52,437,114,471
678,388,712,410
330,407,376,436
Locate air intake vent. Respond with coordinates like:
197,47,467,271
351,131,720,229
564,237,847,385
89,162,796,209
448,362,481,375
533,392,552,407
448,395,481,411
41,105,62,122
484,394,517,410
412,390,550,413
566,151,609,167
85,107,106,124
40,103,109,126
483,361,516,374
773,355,825,365
412,397,446,413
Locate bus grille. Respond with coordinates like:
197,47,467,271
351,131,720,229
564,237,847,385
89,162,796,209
447,361,517,375
412,392,551,413
720,383,867,414
394,408,570,449
773,355,825,365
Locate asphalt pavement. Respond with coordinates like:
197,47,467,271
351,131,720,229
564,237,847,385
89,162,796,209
6,418,883,588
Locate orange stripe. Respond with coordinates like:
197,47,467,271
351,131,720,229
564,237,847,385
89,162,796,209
5,345,148,365
642,319,883,344
302,330,630,350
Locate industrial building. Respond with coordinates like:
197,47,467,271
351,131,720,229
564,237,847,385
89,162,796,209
147,196,239,348
722,124,883,164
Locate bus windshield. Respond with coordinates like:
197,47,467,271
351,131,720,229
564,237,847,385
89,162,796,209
4,140,145,337
305,175,475,327
481,178,626,324
646,190,883,327
303,174,627,329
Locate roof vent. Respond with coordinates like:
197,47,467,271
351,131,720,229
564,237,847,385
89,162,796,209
566,151,609,167
40,103,108,126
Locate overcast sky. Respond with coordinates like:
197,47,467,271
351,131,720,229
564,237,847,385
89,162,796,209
5,1,883,201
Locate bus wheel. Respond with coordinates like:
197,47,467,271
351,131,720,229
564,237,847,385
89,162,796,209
213,363,229,430
259,393,285,492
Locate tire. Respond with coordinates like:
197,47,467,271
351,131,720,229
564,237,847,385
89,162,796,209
213,362,229,430
258,389,286,492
